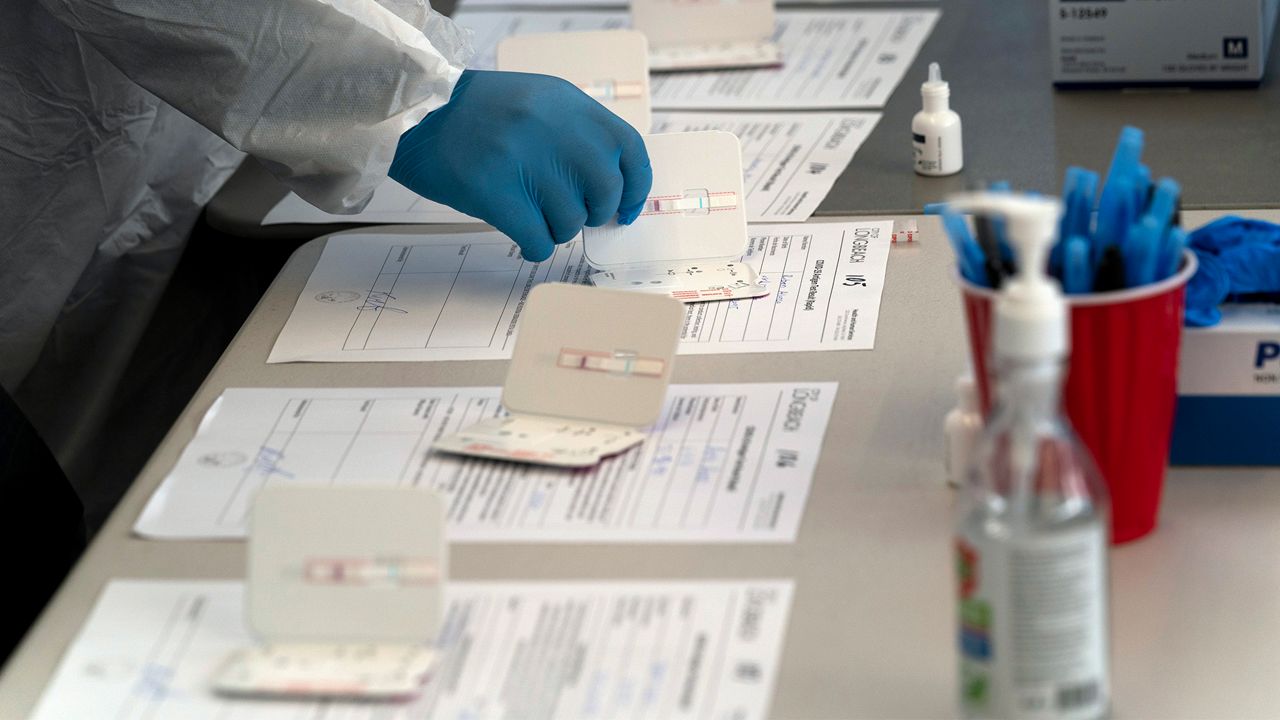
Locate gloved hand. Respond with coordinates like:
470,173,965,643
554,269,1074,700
390,69,652,261
1185,216,1280,326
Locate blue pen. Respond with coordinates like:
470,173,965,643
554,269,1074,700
1051,168,1081,278
1144,177,1180,232
984,181,1015,273
1064,235,1092,294
941,211,987,286
1106,127,1144,187
1095,126,1143,258
1094,177,1136,258
1158,226,1188,280
923,202,948,215
1072,169,1099,238
1134,164,1152,211
1123,215,1161,287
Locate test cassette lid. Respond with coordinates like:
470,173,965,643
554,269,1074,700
502,283,683,427
248,486,446,643
583,130,747,270
496,30,651,133
631,0,775,51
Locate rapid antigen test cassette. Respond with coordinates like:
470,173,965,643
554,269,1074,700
213,486,447,701
632,0,781,72
585,130,768,303
433,283,684,468
497,30,652,132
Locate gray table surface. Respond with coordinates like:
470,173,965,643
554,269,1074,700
3,211,1280,719
205,0,1280,239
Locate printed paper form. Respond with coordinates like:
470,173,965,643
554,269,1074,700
135,383,836,541
32,579,793,720
262,179,478,225
266,221,890,363
459,0,924,8
261,112,878,225
651,111,879,222
452,9,941,109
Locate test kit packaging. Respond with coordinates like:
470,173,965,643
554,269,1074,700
433,283,684,467
1170,304,1280,465
585,130,768,303
632,0,781,72
1050,0,1280,85
214,486,447,700
497,30,652,132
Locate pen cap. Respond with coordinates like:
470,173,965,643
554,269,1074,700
947,192,1066,361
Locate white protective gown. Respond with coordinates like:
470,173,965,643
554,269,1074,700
0,0,470,484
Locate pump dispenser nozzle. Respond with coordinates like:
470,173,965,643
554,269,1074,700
945,192,1066,362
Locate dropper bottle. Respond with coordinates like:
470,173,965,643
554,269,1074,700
946,192,1110,720
912,62,963,176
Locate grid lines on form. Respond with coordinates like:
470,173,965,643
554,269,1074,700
679,233,817,346
214,394,503,530
112,590,207,720
342,241,530,352
209,389,768,538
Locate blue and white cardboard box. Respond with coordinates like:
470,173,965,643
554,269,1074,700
1170,304,1280,465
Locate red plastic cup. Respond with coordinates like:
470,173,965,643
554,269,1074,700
958,251,1198,544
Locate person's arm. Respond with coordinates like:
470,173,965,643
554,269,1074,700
39,0,470,213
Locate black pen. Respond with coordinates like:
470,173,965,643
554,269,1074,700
1094,246,1126,292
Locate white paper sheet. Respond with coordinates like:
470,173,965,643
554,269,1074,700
459,0,922,7
136,382,836,541
261,111,876,226
262,179,479,225
453,9,940,110
651,111,878,221
266,221,890,363
33,579,793,720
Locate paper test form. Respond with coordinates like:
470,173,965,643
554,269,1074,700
458,0,905,8
453,9,940,110
32,579,794,720
136,382,837,542
261,112,879,225
265,221,891,363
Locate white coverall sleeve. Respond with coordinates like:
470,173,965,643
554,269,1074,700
38,0,472,213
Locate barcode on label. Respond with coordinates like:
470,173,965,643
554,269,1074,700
1057,681,1099,710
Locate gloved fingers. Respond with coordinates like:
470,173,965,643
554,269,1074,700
613,127,652,225
541,191,590,246
582,168,625,227
488,198,557,263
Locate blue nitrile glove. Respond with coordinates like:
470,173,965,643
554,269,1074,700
1185,216,1280,326
390,69,652,262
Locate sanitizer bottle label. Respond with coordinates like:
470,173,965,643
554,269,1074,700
956,525,1109,719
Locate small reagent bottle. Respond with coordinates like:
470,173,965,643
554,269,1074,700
947,192,1110,720
913,62,963,176
944,373,983,488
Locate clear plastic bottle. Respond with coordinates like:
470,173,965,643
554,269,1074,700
946,192,1111,720
944,373,983,488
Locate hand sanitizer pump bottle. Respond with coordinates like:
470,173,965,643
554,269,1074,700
947,193,1111,720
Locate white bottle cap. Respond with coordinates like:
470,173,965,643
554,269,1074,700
922,62,949,97
955,373,979,413
945,192,1067,362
